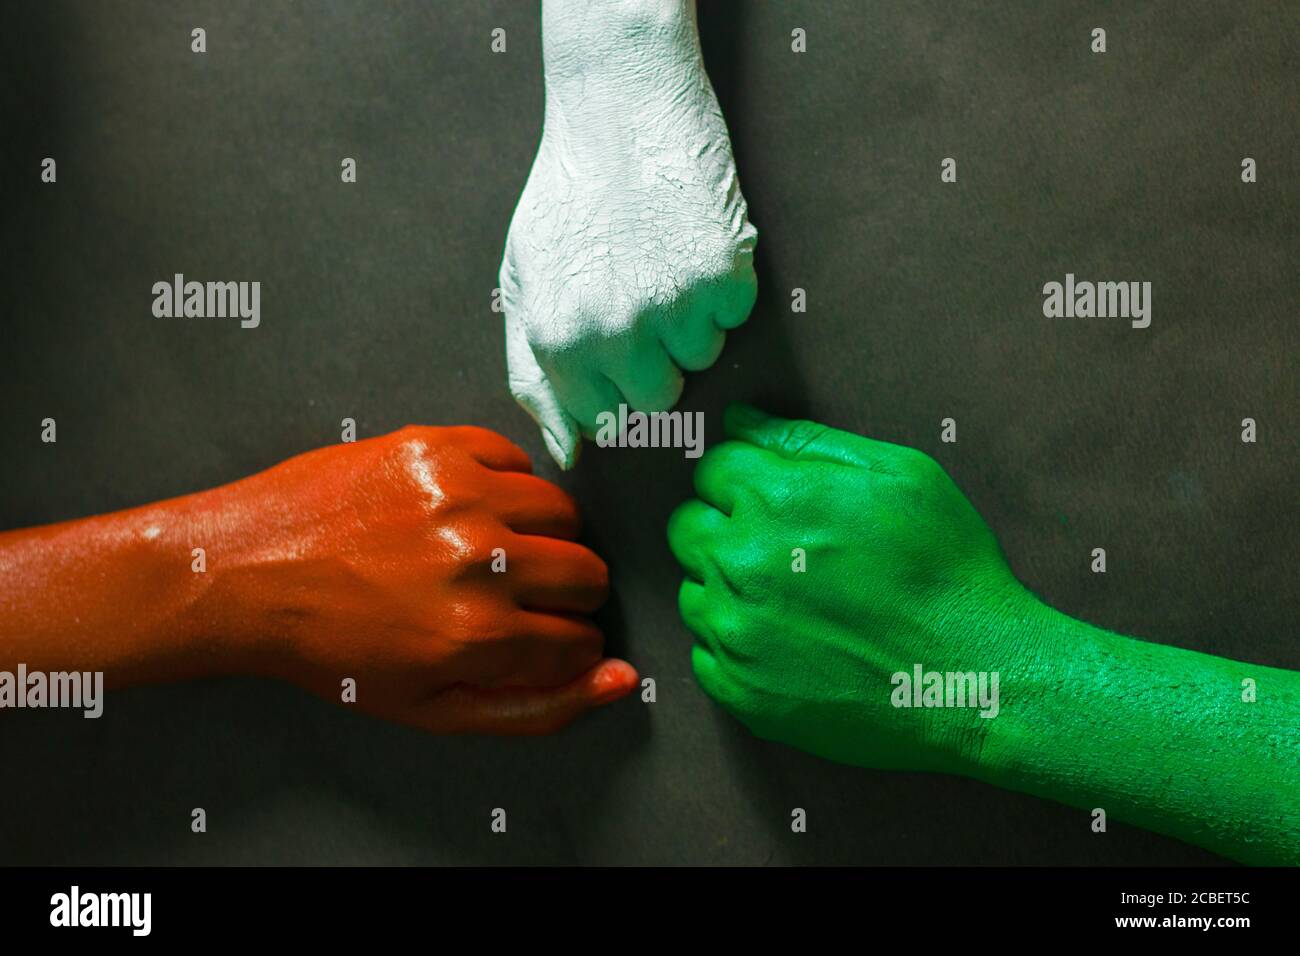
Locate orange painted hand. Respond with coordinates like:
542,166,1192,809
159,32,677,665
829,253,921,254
0,426,637,735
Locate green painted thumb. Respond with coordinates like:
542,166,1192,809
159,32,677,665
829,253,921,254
723,403,871,467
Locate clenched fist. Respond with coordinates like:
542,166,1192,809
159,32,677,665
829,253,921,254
209,426,637,733
0,426,637,735
667,407,1300,866
500,0,757,468
667,405,1044,773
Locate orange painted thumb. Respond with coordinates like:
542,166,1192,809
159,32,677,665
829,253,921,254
423,659,639,735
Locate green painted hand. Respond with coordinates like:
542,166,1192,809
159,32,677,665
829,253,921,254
667,402,1045,774
668,404,1299,864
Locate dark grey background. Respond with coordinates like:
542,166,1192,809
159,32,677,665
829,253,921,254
1,1,1296,865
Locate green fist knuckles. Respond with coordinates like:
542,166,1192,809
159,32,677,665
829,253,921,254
668,403,1039,773
668,404,1300,865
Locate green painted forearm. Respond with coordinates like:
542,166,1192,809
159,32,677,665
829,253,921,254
669,405,1297,866
976,610,1300,865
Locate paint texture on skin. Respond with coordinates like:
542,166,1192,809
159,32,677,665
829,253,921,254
501,0,757,468
668,404,1299,865
0,426,637,735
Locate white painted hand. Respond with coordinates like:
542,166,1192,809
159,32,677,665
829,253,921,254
500,0,758,468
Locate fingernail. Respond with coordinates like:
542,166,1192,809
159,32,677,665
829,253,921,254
593,661,636,703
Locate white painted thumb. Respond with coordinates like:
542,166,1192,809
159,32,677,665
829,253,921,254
505,310,581,469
